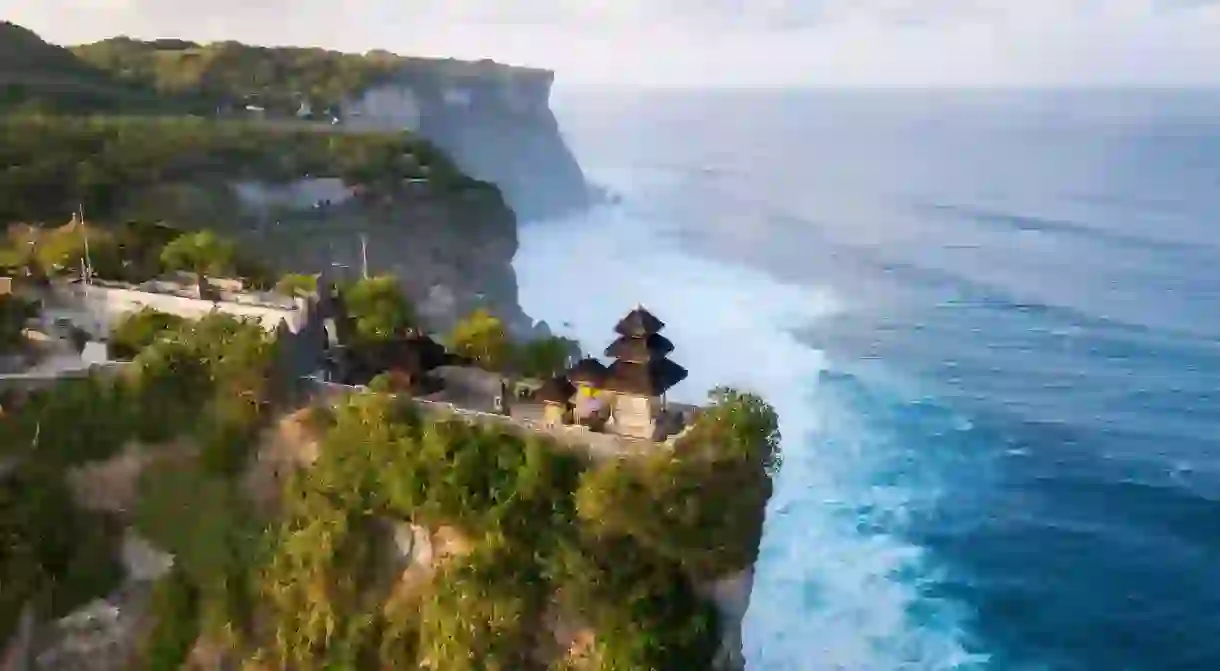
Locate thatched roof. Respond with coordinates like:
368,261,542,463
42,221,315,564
602,358,688,397
604,332,674,362
566,357,608,386
534,376,576,405
613,306,664,338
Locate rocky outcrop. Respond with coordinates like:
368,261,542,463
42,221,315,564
700,568,756,671
229,178,543,339
341,65,589,221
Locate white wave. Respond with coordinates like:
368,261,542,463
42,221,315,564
515,202,986,670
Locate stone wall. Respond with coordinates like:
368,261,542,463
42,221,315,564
309,380,649,459
59,284,304,337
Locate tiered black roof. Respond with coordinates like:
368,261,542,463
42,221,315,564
614,306,665,338
602,306,687,396
567,357,608,386
604,332,674,363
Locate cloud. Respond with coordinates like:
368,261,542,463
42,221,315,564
6,0,1220,87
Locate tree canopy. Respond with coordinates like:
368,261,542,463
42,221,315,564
448,308,509,371
274,272,318,298
159,230,237,282
0,115,484,227
342,275,415,345
0,257,781,670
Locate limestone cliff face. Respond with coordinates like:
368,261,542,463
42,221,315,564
229,178,539,338
341,65,589,221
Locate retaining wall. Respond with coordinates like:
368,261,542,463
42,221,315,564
309,380,650,459
58,284,304,337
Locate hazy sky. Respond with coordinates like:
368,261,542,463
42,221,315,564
6,0,1220,88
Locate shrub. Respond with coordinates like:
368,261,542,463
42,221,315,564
108,308,185,360
448,308,508,371
0,466,124,642
342,275,414,345
273,272,318,298
511,335,579,379
138,566,201,671
133,461,264,637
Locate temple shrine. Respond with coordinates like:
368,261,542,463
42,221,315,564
537,305,689,441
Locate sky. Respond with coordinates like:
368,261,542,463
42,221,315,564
5,0,1220,88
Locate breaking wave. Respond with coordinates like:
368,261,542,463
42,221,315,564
514,202,987,670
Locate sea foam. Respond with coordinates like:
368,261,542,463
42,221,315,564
515,201,986,670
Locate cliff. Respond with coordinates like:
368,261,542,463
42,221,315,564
0,115,542,338
65,37,591,220
2,375,777,670
340,65,590,220
229,176,538,336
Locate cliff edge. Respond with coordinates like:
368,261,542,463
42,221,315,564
62,37,592,221
341,63,590,221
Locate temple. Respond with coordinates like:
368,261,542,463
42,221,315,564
540,305,689,441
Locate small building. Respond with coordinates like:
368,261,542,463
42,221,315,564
567,357,607,395
547,306,688,440
566,357,609,424
600,306,688,440
535,375,575,426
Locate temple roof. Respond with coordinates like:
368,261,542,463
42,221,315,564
567,357,608,386
613,306,665,338
604,332,675,362
602,358,688,397
535,376,576,405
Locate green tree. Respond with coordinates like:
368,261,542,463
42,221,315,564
32,224,121,279
342,275,414,344
108,307,185,360
274,272,318,298
159,230,236,291
511,335,579,379
448,308,508,371
675,387,782,472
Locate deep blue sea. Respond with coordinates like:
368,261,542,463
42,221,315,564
514,90,1220,671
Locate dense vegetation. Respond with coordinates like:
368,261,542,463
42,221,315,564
0,21,174,115
0,114,488,228
0,295,779,669
71,37,404,115
0,311,282,649
68,35,530,117
238,383,777,670
2,21,533,118
0,293,37,354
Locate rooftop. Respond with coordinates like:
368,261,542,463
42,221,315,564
613,306,665,338
604,332,675,362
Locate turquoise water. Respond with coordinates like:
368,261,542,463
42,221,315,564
515,90,1220,670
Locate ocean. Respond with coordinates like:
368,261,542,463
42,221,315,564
513,90,1220,671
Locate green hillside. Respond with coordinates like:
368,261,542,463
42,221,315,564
0,21,180,114
70,37,407,115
